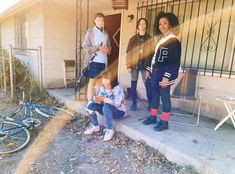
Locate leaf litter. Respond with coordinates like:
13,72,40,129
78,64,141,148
0,94,198,174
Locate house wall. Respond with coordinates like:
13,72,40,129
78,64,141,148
0,2,44,50
27,3,44,49
117,0,235,121
0,0,234,121
42,0,76,88
0,2,44,86
176,0,235,76
0,17,15,50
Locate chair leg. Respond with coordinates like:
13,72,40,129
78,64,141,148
195,90,202,126
170,101,199,126
170,88,203,127
195,87,203,126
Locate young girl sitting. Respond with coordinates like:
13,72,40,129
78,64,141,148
84,71,126,141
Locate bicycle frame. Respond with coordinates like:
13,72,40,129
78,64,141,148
0,121,26,137
0,111,29,131
0,90,74,154
1,101,41,130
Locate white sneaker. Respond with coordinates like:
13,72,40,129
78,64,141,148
103,129,114,141
84,125,100,135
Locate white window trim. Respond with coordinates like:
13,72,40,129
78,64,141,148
14,12,28,51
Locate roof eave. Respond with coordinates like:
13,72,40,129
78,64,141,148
0,0,41,21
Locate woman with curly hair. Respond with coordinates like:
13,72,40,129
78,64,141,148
142,12,181,131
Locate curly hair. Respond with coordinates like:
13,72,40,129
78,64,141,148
154,12,180,35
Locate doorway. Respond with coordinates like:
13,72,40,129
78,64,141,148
104,13,121,79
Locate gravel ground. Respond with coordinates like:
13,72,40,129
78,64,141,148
0,94,198,174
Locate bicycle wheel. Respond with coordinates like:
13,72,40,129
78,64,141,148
0,121,30,155
34,105,75,121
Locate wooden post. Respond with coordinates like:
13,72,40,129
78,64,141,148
1,49,7,94
9,45,14,99
38,46,43,89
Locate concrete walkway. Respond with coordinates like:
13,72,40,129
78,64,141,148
48,88,235,174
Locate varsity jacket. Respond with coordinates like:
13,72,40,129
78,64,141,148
126,33,154,70
147,33,181,86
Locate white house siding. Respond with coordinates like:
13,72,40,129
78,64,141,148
0,17,15,50
0,1,44,82
26,3,44,80
0,1,44,50
27,3,44,49
42,0,76,88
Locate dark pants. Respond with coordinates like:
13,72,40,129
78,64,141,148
151,83,171,112
87,103,125,129
131,69,152,105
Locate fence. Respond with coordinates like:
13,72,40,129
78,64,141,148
0,46,42,98
0,49,7,95
137,0,235,78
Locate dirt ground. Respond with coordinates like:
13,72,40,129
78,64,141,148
0,94,198,174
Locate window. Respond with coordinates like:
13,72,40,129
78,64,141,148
15,13,28,49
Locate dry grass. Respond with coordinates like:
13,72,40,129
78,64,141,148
0,49,45,101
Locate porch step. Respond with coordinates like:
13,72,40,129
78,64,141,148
48,88,235,174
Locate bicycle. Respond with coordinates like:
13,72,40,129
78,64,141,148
0,92,75,155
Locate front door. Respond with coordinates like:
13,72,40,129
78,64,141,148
104,13,121,78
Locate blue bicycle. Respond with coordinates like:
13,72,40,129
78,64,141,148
0,93,75,155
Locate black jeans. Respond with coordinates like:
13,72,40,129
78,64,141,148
131,69,152,105
151,83,171,112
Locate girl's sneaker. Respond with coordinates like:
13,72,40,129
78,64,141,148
103,129,114,141
84,125,100,135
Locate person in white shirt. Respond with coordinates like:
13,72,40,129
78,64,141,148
82,13,111,104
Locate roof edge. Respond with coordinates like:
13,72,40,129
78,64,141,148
0,0,41,21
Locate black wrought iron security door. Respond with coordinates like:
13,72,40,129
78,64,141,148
137,0,235,78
